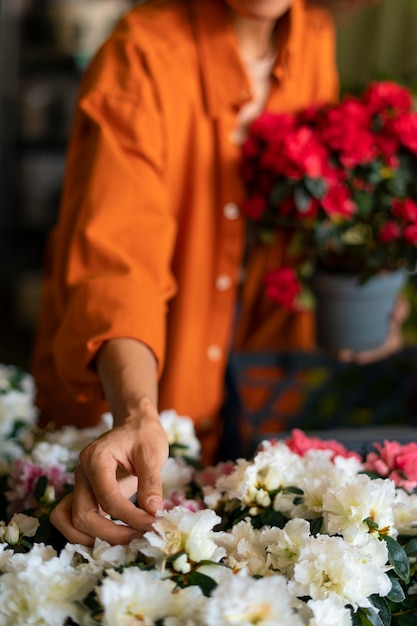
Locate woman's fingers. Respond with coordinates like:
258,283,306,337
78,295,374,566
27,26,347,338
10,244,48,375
51,466,155,546
335,295,410,365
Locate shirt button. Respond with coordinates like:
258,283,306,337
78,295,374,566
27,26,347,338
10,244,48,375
207,345,222,361
215,274,232,291
223,203,240,220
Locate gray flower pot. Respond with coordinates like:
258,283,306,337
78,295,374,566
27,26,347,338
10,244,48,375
312,269,407,352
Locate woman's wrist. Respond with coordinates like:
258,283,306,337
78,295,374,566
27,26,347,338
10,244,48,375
96,338,158,426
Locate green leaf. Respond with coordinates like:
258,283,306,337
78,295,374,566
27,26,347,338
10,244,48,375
383,536,410,582
251,508,287,530
269,180,293,208
304,176,327,199
354,606,385,626
387,578,406,603
33,476,48,502
309,516,323,535
281,486,304,495
294,184,312,212
185,570,218,597
404,538,417,558
370,595,391,625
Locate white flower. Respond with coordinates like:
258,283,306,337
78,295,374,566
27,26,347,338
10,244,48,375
142,506,225,566
393,490,417,536
0,543,96,626
0,391,37,439
216,442,303,507
268,518,312,576
205,568,303,625
160,409,201,459
214,518,281,576
0,514,39,545
0,543,13,571
288,534,391,609
30,441,75,470
97,568,176,626
307,596,353,626
0,440,24,476
44,413,112,450
161,456,195,496
166,585,208,626
276,450,363,519
322,474,397,540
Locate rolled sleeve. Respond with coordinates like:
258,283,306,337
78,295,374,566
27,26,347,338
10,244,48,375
52,54,177,399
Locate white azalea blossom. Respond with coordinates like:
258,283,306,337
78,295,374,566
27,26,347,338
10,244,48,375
97,568,177,626
214,518,280,576
0,513,39,544
142,506,226,566
29,441,75,470
165,585,208,626
322,474,397,540
205,568,303,625
393,489,417,536
0,544,96,626
307,596,353,626
288,534,392,609
268,518,312,576
160,409,201,458
0,440,24,475
162,456,196,496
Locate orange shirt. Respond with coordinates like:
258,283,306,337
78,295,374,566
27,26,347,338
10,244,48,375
32,0,339,460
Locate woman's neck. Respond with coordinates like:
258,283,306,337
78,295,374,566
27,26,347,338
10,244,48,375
230,13,278,61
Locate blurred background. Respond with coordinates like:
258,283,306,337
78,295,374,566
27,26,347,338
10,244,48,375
0,0,416,372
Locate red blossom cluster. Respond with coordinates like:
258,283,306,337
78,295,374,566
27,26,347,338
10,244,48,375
241,81,417,310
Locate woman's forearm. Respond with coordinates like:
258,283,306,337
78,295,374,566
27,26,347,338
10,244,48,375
96,338,158,426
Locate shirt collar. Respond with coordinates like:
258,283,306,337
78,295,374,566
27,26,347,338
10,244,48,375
190,0,304,118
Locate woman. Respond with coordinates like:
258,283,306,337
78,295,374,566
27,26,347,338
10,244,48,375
32,0,396,545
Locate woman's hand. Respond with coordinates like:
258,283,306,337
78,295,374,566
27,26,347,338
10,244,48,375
335,295,410,365
50,397,169,546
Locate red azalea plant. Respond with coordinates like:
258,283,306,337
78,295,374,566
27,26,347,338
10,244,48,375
241,81,417,311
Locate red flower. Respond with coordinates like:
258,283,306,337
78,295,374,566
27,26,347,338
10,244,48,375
319,99,375,168
393,113,417,155
241,195,267,220
404,224,417,245
263,267,301,311
362,80,413,116
260,127,327,181
321,183,357,219
392,198,417,223
250,111,295,142
378,220,401,243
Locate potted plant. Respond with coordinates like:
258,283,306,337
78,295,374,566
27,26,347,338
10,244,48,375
241,81,417,351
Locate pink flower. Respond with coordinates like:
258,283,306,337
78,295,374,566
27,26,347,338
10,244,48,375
163,489,205,512
363,440,417,491
263,267,301,311
286,429,361,461
6,459,74,515
195,461,235,489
